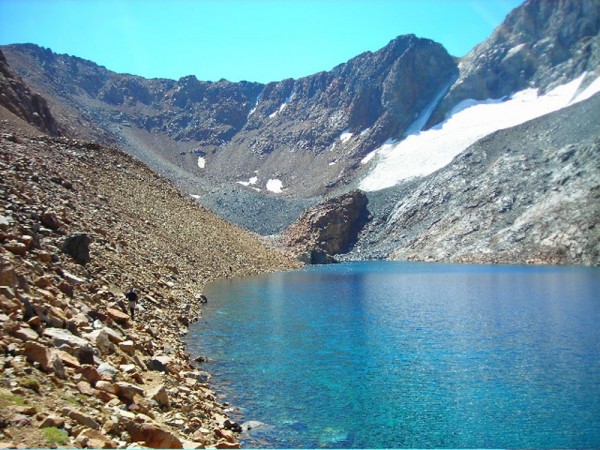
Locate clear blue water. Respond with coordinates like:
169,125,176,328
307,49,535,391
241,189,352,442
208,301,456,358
185,262,600,448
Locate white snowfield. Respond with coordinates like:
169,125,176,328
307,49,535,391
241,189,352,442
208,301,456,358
266,178,284,193
359,73,600,192
197,156,206,169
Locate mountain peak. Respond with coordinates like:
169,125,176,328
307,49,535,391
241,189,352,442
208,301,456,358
426,0,600,127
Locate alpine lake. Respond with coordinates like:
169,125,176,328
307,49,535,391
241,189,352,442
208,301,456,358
185,261,600,448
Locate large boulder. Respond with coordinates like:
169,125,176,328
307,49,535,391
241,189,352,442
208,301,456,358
61,233,90,264
283,190,369,263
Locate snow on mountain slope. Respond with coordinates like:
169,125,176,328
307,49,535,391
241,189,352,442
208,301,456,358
359,73,600,192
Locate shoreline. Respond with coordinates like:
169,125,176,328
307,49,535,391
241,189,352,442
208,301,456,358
0,120,301,448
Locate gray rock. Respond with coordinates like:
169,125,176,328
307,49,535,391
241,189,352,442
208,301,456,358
43,327,91,348
97,362,118,380
61,233,90,264
183,370,211,383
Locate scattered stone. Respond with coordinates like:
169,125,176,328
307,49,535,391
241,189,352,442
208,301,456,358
223,419,242,433
12,325,39,341
95,380,115,393
146,384,170,409
97,362,118,380
84,329,114,354
54,349,82,369
62,407,100,430
146,355,172,373
106,307,130,325
22,341,66,378
79,365,101,385
38,415,66,428
77,380,97,396
40,211,61,230
43,327,91,349
75,427,117,448
119,339,135,355
126,422,184,448
114,381,144,404
184,370,211,383
8,405,37,415
5,240,27,256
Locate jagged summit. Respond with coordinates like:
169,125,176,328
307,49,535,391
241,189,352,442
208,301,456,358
1,34,457,198
426,0,600,127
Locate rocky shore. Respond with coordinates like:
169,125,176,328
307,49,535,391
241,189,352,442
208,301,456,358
0,113,301,448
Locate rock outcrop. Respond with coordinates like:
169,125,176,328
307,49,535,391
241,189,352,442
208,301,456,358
0,49,60,136
283,190,369,263
350,93,600,265
427,0,600,127
0,116,300,448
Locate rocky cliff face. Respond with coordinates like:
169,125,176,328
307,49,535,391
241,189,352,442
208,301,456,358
0,49,60,136
350,93,600,265
427,0,600,127
282,190,369,263
1,35,457,198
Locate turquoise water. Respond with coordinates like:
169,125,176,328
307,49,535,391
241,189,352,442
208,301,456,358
186,262,600,448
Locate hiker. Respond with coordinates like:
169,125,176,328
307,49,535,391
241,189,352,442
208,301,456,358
125,288,138,320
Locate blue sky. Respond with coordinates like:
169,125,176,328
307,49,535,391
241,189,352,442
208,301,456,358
0,0,524,83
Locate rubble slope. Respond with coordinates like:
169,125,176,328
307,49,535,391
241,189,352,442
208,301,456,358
0,111,300,448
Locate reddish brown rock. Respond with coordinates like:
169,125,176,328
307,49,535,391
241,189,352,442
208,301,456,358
114,381,144,404
62,407,100,430
146,384,170,409
106,307,130,325
126,422,183,449
22,341,66,378
75,428,117,449
38,415,66,428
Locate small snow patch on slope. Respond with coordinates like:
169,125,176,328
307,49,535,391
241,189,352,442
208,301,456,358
266,179,283,193
340,130,353,143
359,74,596,192
197,157,206,169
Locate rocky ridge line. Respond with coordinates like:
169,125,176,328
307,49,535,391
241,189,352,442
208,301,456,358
0,118,300,448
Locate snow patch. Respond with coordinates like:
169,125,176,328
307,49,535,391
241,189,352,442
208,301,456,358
360,128,370,136
248,92,262,117
405,79,453,135
359,74,591,192
197,157,206,169
505,43,527,59
237,176,258,187
266,179,283,193
573,74,600,103
269,87,296,119
360,138,396,165
339,130,353,143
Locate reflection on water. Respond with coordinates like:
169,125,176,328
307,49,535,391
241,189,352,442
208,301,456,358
186,262,600,448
